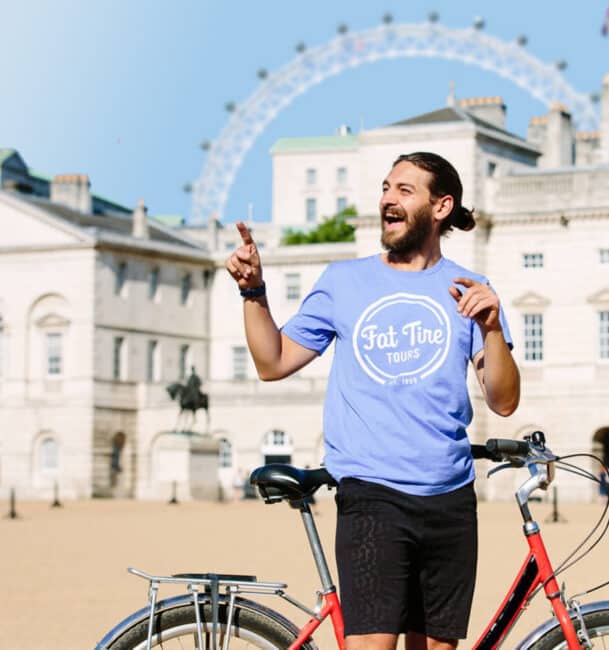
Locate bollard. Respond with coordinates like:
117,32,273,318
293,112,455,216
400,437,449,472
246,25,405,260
5,487,19,519
51,481,63,508
168,480,179,505
545,485,567,523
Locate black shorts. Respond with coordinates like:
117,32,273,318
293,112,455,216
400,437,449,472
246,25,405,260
335,478,477,640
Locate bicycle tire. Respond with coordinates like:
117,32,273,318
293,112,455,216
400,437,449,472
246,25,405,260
528,608,609,649
104,595,319,650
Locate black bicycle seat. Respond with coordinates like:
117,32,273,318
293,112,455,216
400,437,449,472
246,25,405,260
250,464,337,503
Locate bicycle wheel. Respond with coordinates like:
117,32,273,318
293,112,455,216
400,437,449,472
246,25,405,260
529,608,609,649
104,595,319,649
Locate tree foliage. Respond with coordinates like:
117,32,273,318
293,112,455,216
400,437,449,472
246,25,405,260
282,206,357,245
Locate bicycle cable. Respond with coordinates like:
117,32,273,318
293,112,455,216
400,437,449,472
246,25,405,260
527,453,609,601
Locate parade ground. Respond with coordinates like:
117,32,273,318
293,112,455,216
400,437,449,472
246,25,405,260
1,494,608,649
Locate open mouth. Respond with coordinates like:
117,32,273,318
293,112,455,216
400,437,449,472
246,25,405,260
383,212,406,229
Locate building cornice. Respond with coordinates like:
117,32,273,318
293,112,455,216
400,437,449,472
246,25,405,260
489,209,609,226
0,242,95,255
96,323,210,341
212,241,356,267
94,234,213,265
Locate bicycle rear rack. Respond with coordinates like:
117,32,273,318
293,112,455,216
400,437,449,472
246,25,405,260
129,567,317,650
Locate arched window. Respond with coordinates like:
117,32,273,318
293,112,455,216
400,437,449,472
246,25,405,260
261,429,293,464
39,437,59,471
593,428,609,469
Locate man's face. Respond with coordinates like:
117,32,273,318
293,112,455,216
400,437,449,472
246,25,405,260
379,161,436,255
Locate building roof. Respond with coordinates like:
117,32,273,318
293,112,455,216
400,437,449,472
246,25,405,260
23,196,202,250
0,148,17,165
390,105,530,144
153,214,186,227
270,135,359,154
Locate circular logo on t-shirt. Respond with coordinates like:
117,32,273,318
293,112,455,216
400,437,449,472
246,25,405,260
352,293,451,385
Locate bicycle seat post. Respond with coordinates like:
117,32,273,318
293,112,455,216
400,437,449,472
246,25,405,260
298,501,335,593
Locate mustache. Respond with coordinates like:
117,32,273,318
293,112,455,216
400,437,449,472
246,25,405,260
381,206,407,219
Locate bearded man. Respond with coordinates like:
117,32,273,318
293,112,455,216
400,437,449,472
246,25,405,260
226,152,520,650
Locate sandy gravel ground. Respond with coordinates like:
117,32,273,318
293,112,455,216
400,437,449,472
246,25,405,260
0,494,608,649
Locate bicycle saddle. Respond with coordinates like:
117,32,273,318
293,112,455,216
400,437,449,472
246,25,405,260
250,464,337,503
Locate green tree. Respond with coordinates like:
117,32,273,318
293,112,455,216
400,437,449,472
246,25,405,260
282,206,357,245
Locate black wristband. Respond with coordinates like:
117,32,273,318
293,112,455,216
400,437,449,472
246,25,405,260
240,282,266,299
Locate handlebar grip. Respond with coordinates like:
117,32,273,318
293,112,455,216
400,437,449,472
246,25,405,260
486,438,530,460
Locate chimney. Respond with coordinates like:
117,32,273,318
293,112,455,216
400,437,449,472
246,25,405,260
545,103,574,167
50,174,92,213
459,96,506,129
601,73,609,162
132,199,149,239
527,115,548,152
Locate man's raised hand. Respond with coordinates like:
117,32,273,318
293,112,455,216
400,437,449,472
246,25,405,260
449,277,501,332
225,221,263,290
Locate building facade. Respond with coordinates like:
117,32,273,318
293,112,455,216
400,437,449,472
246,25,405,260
1,74,608,501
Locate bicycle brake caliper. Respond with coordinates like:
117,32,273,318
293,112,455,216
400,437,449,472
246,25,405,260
569,599,592,649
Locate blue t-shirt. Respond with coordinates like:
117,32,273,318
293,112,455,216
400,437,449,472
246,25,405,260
282,254,512,496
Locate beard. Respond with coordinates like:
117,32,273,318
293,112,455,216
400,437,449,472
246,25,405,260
380,204,433,257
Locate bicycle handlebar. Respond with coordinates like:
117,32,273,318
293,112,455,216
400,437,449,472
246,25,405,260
471,439,532,462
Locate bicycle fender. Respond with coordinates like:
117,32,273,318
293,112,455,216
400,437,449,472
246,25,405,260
514,600,609,649
94,594,192,649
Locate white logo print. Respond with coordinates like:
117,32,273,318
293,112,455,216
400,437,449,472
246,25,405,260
352,293,451,385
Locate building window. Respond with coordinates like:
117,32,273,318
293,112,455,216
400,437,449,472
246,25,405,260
232,346,247,380
337,167,347,185
524,314,544,362
265,430,288,446
202,269,213,289
600,249,609,264
306,198,317,223
219,438,232,468
306,168,316,185
523,253,544,268
148,267,159,300
115,262,127,296
600,311,609,360
46,332,63,376
147,340,160,382
261,429,293,464
113,336,125,380
336,196,348,214
179,344,191,380
285,273,301,301
39,437,59,471
487,161,497,177
181,273,192,305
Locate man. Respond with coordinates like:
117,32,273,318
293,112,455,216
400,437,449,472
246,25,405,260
226,152,520,650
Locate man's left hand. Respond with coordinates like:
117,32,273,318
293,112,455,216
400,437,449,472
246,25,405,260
449,277,501,333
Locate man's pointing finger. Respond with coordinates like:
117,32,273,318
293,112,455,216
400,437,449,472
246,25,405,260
236,221,254,246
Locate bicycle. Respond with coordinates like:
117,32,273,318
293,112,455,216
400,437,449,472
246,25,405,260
96,431,609,649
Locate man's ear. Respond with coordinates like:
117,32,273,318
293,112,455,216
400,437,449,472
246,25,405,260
433,195,454,223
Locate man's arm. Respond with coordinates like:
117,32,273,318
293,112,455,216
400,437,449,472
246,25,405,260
449,277,520,416
226,222,318,381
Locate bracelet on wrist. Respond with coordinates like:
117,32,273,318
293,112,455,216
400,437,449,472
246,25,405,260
240,282,266,299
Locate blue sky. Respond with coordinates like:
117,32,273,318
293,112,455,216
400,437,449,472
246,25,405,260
1,1,607,223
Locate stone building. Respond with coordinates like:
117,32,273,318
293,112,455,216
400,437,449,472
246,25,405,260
1,73,608,501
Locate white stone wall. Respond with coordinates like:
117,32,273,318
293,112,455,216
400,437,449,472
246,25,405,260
0,235,96,498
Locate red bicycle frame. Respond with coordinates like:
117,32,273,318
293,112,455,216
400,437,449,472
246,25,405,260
289,590,345,650
288,522,580,650
474,525,580,649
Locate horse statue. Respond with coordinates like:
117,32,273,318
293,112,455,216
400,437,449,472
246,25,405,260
166,367,209,432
